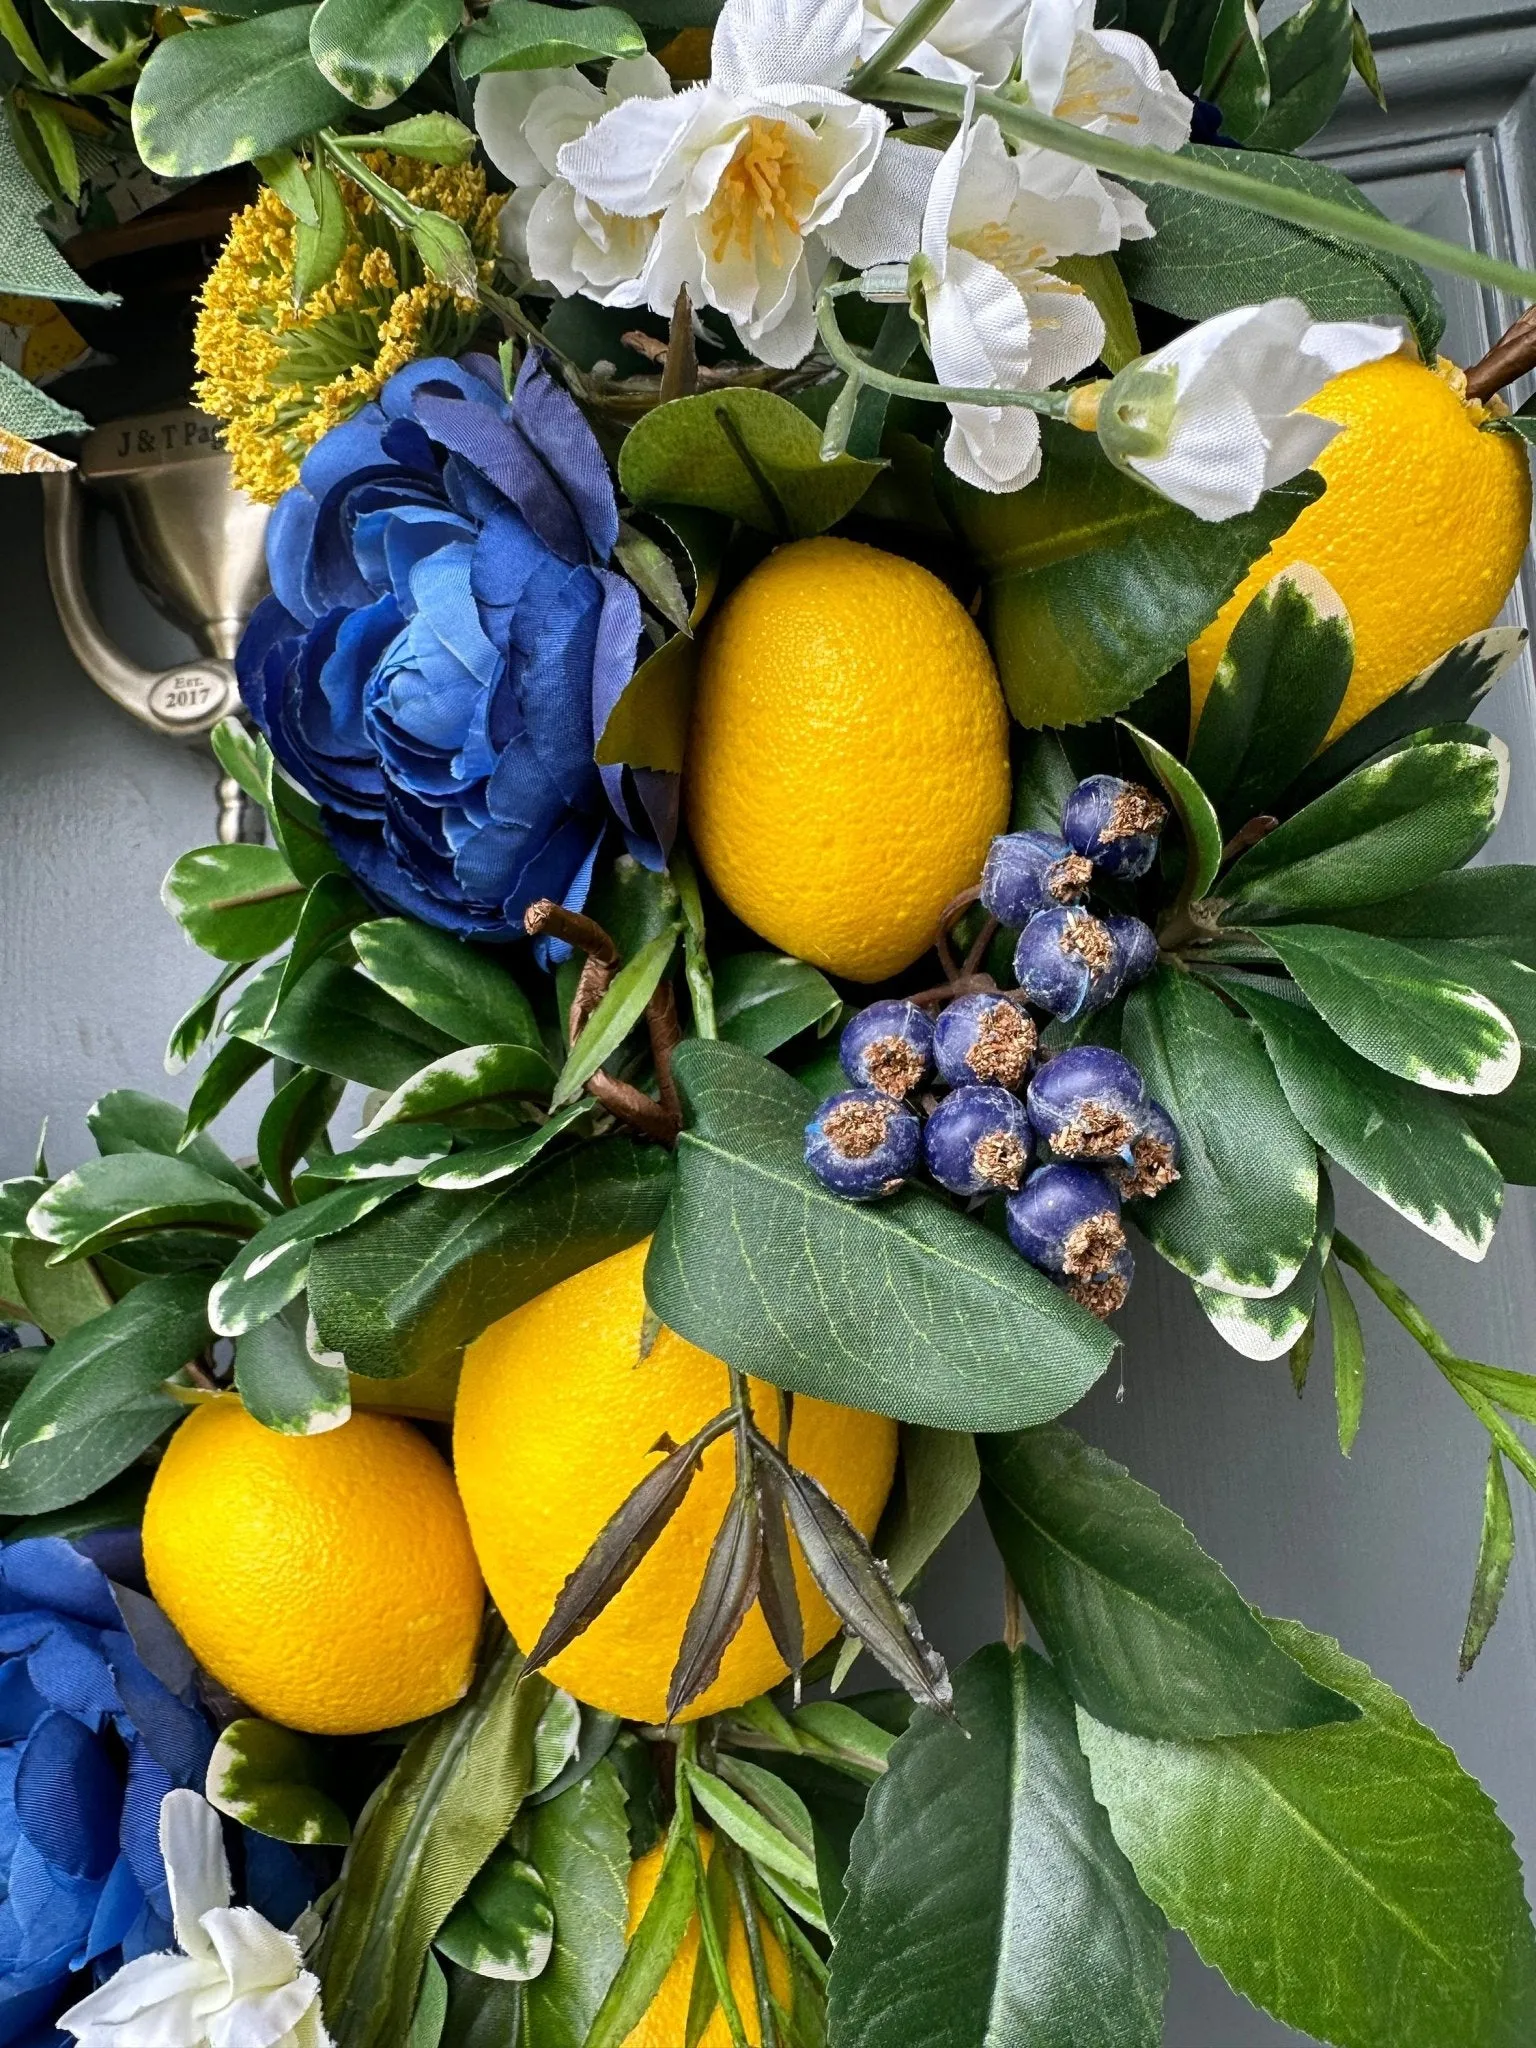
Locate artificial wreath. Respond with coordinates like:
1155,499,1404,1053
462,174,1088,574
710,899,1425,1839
3,1,1536,2044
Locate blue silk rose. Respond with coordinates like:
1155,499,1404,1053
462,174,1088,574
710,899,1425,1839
238,351,662,941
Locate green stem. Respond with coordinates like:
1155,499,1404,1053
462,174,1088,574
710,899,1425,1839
852,0,959,97
862,73,1536,303
679,1747,749,2048
816,284,1073,415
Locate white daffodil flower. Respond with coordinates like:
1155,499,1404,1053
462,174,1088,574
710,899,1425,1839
556,0,888,367
60,1790,331,2048
858,0,1030,84
475,56,675,304
1097,298,1406,520
911,112,1107,492
1016,0,1193,241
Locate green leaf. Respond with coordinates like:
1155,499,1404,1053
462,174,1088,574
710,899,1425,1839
207,1717,352,1846
310,0,459,107
524,1760,630,2048
410,1954,448,2048
1228,979,1502,1259
552,931,678,1108
210,1177,417,1336
618,389,882,538
28,1154,270,1265
1052,251,1140,372
0,1277,203,1513
210,717,271,807
132,3,352,175
1119,146,1443,358
1460,1448,1515,1676
1119,719,1222,901
581,1816,695,2048
946,421,1322,728
1247,0,1355,150
300,1126,459,1184
5,1237,112,1342
457,0,646,76
1187,565,1353,824
415,1104,591,1192
829,1644,1167,2048
293,157,348,301
88,1088,267,1207
259,1066,346,1208
1121,968,1318,1295
1010,728,1080,834
267,764,348,886
362,1045,554,1135
1188,1167,1332,1364
5,1465,154,1545
982,1425,1355,1737
162,843,303,963
1218,739,1504,921
593,635,697,776
1323,1254,1366,1454
436,1844,554,1982
685,1766,820,1905
1254,925,1521,1096
165,962,248,1075
241,959,459,1091
235,1306,351,1436
351,920,544,1055
646,1043,1114,1432
1391,943,1536,1180
308,1137,672,1379
714,953,840,1059
182,1038,273,1145
316,1635,550,2048
272,874,371,1020
1201,0,1270,138
369,112,478,164
1321,864,1536,971
1078,1618,1536,2048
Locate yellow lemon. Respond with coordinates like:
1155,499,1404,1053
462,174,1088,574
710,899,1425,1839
1189,353,1531,742
453,1240,897,1724
143,1401,484,1736
621,1834,791,2048
686,537,1010,982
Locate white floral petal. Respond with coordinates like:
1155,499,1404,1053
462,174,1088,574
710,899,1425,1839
945,402,1043,491
524,182,654,302
932,247,1036,391
1019,0,1080,117
497,184,541,269
522,76,609,179
202,1908,305,2001
820,134,937,266
947,115,1018,244
1299,316,1405,378
1259,409,1343,487
206,1977,322,2048
636,200,707,319
558,90,701,214
161,1788,231,1958
1134,382,1273,519
605,53,676,102
796,101,888,231
920,109,972,273
713,0,864,96
1145,299,1301,399
1019,276,1105,387
473,69,567,185
60,1952,222,2035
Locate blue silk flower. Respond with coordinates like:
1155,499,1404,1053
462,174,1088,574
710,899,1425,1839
238,350,665,941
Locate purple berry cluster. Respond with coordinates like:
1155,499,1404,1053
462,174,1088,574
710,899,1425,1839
988,776,1167,1019
805,1019,1180,1319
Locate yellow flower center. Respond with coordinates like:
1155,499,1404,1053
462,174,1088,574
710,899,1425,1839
708,118,818,266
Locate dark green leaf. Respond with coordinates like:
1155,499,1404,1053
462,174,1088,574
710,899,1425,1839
587,857,684,964
308,1137,672,1379
6,1238,112,1341
982,1425,1355,1737
1119,146,1443,358
259,1066,345,1207
1079,1618,1536,2048
1248,0,1354,150
210,1177,417,1336
441,1967,524,2047
618,389,881,538
1191,1169,1331,1359
714,953,840,1059
1201,0,1270,138
4,1464,154,1545
273,873,371,1019
316,1635,550,2048
1322,1254,1365,1453
582,1816,694,2048
1121,968,1318,1294
89,1088,268,1206
165,962,247,1074
1230,979,1502,1259
299,1126,459,1184
1321,863,1536,969
242,959,459,1091
235,1306,351,1436
947,421,1322,727
524,1761,630,2048
267,764,348,886
410,1954,448,2048
207,1717,353,1845
646,1043,1114,1431
131,3,352,174
553,932,678,1108
352,920,544,1055
437,1844,554,1981
687,1765,820,1907
310,0,459,107
1254,925,1521,1096
28,1153,271,1264
1460,1447,1515,1676
182,1038,273,1143
457,0,646,76
829,1645,1167,2048
1009,729,1080,833
1119,719,1222,900
1187,564,1353,822
363,1045,554,1134
417,1103,591,1191
162,843,303,962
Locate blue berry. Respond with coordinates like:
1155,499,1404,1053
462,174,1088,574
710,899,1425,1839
922,1085,1035,1196
0,1324,19,1355
805,1089,921,1200
1013,908,1118,1018
840,1000,934,1098
933,993,1037,1091
1027,1046,1148,1161
980,831,1093,926
1103,915,1158,990
1070,1243,1135,1318
1062,776,1168,879
1005,1164,1129,1318
1107,1098,1181,1200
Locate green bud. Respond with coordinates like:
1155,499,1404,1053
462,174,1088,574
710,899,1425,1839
1095,360,1181,472
373,114,479,166
411,210,480,298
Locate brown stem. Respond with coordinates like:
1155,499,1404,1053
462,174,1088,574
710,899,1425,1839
646,978,684,1128
1220,814,1277,868
587,1071,682,1144
961,913,1000,980
1002,1575,1024,1653
659,285,699,403
568,953,616,1048
523,899,618,963
934,884,982,982
185,1356,220,1393
1465,305,1536,402
905,971,999,1007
